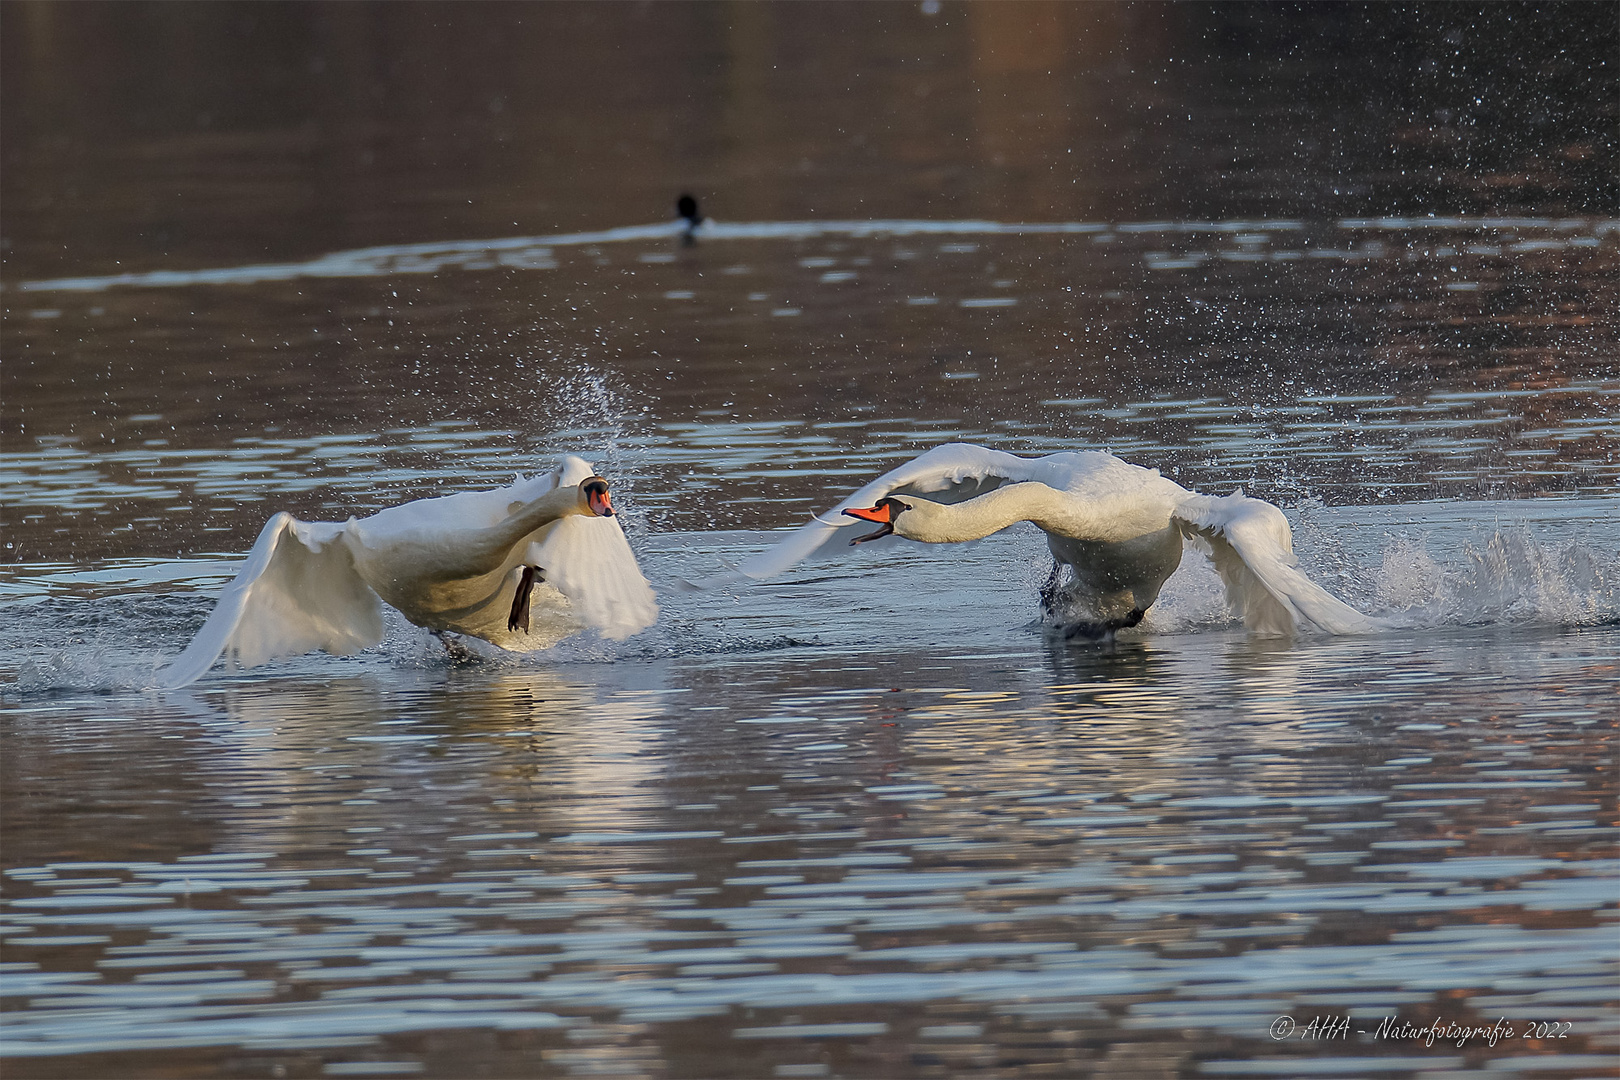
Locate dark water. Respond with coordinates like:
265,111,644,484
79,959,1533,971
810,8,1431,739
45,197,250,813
2,621,1616,1079
3,5,1617,1078
4,3,1616,279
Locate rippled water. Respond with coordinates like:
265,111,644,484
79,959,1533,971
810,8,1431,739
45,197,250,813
4,517,1617,1078
3,615,1618,1078
3,5,1618,1079
7,214,1618,561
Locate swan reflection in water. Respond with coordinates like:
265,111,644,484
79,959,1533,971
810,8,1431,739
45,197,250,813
182,669,672,854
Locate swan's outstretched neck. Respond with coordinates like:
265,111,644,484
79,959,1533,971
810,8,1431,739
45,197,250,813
502,482,595,538
894,483,1102,544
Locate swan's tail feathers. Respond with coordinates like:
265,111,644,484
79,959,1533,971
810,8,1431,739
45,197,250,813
531,514,659,640
1172,494,1383,636
154,514,387,689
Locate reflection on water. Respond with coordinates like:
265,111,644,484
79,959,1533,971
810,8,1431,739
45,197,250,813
4,5,1618,562
3,630,1616,1077
4,4,1614,280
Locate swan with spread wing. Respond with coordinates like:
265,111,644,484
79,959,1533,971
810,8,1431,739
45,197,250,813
157,456,658,688
703,443,1378,640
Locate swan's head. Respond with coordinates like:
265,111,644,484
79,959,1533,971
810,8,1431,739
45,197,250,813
579,477,615,517
842,497,912,544
552,455,598,489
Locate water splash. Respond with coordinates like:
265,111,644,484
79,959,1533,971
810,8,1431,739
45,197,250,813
11,647,165,695
5,513,1616,696
1375,529,1619,629
516,363,657,537
1140,562,1241,635
1113,520,1619,637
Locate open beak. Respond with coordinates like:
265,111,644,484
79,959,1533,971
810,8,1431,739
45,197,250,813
583,478,615,517
842,503,894,545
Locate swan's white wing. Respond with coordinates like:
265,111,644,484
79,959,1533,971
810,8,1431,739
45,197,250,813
703,443,1055,584
355,459,586,542
1172,493,1381,635
531,515,658,640
155,513,386,689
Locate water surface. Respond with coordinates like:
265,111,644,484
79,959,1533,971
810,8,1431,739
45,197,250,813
2,5,1616,1078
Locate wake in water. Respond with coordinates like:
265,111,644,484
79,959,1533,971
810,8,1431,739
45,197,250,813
20,216,1615,294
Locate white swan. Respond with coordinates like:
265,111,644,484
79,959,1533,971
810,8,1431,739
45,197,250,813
157,456,659,688
704,443,1379,639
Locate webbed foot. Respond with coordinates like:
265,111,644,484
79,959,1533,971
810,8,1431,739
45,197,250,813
507,565,545,633
1038,559,1065,616
435,631,476,663
1061,608,1146,643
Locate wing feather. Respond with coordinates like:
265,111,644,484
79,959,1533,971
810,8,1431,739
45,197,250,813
531,515,658,640
355,463,574,543
1172,493,1381,635
155,513,386,688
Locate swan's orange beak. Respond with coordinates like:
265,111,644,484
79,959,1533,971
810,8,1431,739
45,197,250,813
582,478,614,517
843,503,892,525
843,500,896,545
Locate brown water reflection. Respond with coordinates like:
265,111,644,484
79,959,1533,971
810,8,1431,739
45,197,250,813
4,3,1615,279
4,4,1618,561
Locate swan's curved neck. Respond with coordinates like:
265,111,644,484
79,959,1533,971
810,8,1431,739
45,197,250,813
500,483,585,542
358,484,584,583
896,483,1087,543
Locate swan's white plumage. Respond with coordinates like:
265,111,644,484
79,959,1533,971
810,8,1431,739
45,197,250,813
157,456,657,688
531,514,660,640
708,443,1378,637
158,514,386,690
1170,492,1381,635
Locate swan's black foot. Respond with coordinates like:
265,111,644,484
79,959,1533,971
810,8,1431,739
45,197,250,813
1062,608,1146,643
507,565,545,633
435,631,476,663
1062,620,1109,642
1038,560,1065,616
